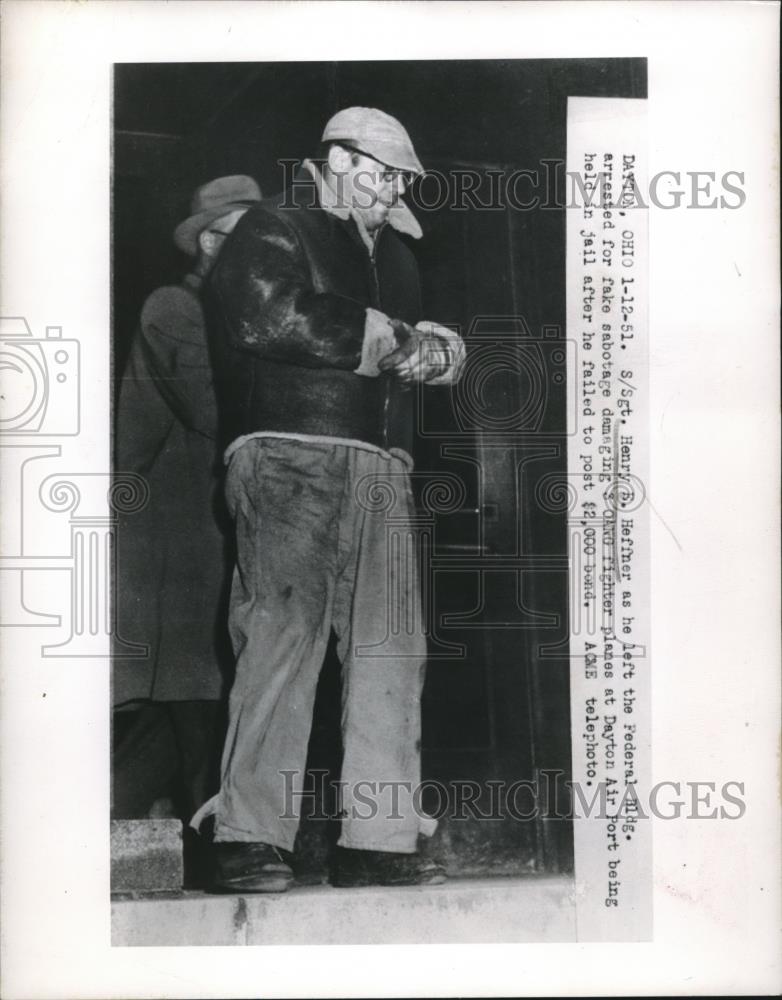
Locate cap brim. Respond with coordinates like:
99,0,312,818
173,201,256,255
327,138,424,176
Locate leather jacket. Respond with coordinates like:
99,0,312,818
205,168,422,453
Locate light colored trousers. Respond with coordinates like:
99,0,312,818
211,436,428,853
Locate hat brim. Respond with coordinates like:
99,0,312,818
173,201,256,255
333,141,424,176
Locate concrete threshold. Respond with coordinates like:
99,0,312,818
112,874,576,946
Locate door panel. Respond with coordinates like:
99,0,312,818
413,182,571,874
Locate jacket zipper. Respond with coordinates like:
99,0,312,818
369,225,391,447
368,224,384,309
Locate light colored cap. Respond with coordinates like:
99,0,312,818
321,107,424,175
173,174,262,255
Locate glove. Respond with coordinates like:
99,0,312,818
377,319,453,385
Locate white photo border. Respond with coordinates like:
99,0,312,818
0,2,779,997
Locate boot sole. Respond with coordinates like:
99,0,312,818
212,873,293,894
330,871,447,889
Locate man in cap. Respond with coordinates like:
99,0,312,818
113,176,262,861
199,109,464,891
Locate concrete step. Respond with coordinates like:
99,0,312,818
110,819,183,894
112,874,575,945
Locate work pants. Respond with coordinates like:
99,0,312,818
210,437,428,853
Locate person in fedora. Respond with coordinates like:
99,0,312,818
195,109,465,891
112,176,261,876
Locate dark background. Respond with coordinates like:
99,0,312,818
114,58,646,876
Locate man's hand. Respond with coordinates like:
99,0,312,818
377,319,449,385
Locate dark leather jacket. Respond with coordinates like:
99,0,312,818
206,168,422,453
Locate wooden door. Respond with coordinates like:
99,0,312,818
413,169,572,875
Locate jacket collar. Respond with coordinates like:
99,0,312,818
302,159,422,244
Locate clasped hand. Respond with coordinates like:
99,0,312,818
377,319,446,385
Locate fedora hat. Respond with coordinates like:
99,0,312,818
173,175,262,255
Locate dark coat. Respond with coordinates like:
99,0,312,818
206,168,423,454
113,276,231,706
